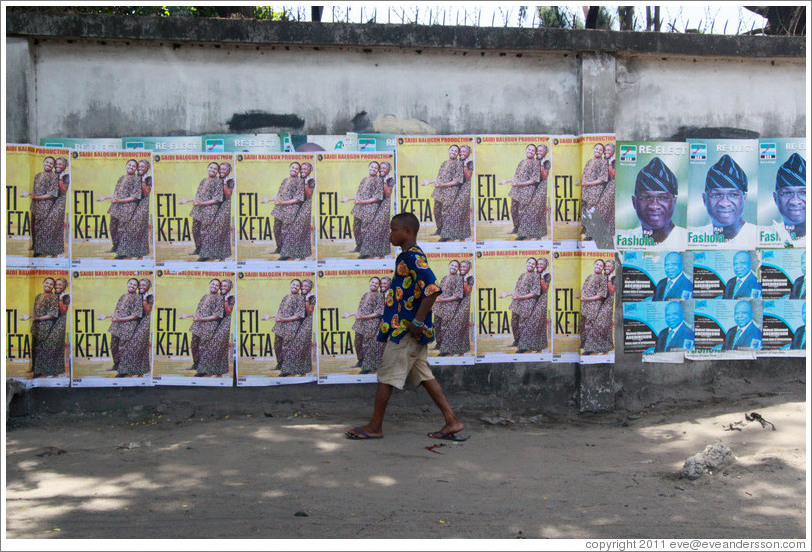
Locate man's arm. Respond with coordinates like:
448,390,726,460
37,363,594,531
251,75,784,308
408,290,440,339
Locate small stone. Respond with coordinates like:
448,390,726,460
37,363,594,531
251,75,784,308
294,511,309,517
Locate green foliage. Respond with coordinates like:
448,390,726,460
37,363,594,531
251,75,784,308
537,6,583,29
9,5,288,20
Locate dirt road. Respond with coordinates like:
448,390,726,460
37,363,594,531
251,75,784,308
5,385,807,540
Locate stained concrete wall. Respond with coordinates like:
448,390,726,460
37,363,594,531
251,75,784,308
4,13,807,415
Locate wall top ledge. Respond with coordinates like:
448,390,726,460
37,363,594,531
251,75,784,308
6,12,805,58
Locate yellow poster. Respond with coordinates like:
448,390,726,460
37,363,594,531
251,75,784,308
71,269,154,386
315,152,395,260
235,265,317,384
474,135,551,242
153,267,235,386
552,250,581,361
153,153,235,262
316,260,392,383
551,136,582,243
5,268,71,387
70,150,153,261
578,250,617,363
235,153,315,262
6,145,71,263
579,134,616,247
425,249,476,365
395,136,474,242
474,245,552,362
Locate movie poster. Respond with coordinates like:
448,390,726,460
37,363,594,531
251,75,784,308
757,137,806,248
315,259,391,384
550,136,582,246
235,264,317,386
621,251,693,303
623,299,694,363
153,153,235,262
551,250,580,362
6,145,71,266
152,266,235,386
473,135,551,243
70,150,154,263
356,133,398,152
70,269,154,387
5,268,71,388
395,136,475,243
235,153,315,262
760,299,805,357
578,250,617,364
579,134,616,249
424,249,476,365
614,141,689,251
122,136,201,152
686,139,759,250
40,137,121,151
474,244,552,363
687,298,762,360
202,133,281,153
692,250,762,300
316,152,395,260
760,249,805,299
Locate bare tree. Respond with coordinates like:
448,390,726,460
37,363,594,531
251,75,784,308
744,6,805,35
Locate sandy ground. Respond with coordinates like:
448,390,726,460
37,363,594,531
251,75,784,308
4,384,808,541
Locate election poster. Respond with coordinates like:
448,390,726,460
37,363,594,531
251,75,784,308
686,139,759,250
760,299,805,357
39,137,121,151
316,259,391,384
622,299,693,363
578,250,617,364
152,266,235,386
5,268,71,388
551,250,580,362
579,134,616,250
122,136,201,152
6,145,71,266
280,133,358,153
760,249,805,299
549,136,582,246
692,250,761,300
153,153,235,262
395,136,475,243
757,137,806,248
687,298,762,360
70,150,153,263
473,244,551,363
356,133,398,152
70,269,154,387
621,251,693,303
202,133,281,153
424,249,476,365
315,152,395,260
473,135,551,243
235,264,317,386
234,153,315,262
614,141,689,252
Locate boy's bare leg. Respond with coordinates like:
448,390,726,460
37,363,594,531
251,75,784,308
345,383,393,438
422,378,464,436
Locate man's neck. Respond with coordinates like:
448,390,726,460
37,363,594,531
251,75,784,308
401,238,417,251
718,219,745,239
647,222,674,244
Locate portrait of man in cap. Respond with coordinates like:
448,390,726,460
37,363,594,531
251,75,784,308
696,154,757,247
789,251,805,300
723,251,762,300
653,252,692,301
615,156,686,249
764,152,806,247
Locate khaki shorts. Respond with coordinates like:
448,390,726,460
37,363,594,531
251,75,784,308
377,336,435,390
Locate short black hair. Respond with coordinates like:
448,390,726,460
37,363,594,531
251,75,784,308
392,212,420,234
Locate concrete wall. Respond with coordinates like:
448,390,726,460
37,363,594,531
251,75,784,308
5,13,807,414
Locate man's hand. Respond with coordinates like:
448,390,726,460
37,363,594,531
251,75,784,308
407,321,423,339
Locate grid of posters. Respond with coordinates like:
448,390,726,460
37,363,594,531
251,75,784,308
5,133,805,389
